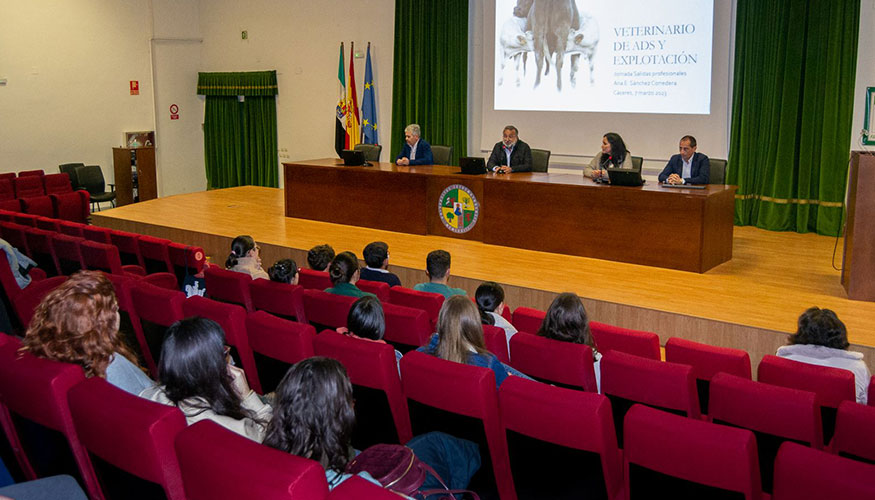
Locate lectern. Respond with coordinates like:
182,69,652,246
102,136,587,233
841,151,875,301
112,147,157,206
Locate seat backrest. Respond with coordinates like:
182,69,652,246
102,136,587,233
20,194,54,218
35,216,60,232
665,337,752,414
80,240,125,275
508,332,598,392
182,296,262,394
499,376,622,500
24,227,60,276
68,377,187,500
245,311,315,394
59,163,85,189
18,169,45,178
353,143,382,162
51,233,85,275
430,144,453,165
483,324,510,364
624,404,761,500
314,330,412,447
0,341,93,490
0,221,29,255
300,289,357,329
50,190,90,223
13,175,45,198
0,178,16,201
709,373,822,493
600,351,699,447
167,243,205,285
511,306,546,334
11,212,39,227
58,220,86,237
399,350,516,500
356,279,390,302
204,266,254,312
138,235,173,274
757,355,855,409
382,302,432,351
530,148,551,173
772,442,875,500
129,281,186,375
631,155,644,170
110,229,143,267
710,158,727,185
388,287,444,325
74,165,106,195
590,321,660,360
249,279,304,321
297,268,333,290
175,420,328,500
831,400,875,463
44,173,73,194
81,225,112,244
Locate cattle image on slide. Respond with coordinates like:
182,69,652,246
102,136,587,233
498,0,600,91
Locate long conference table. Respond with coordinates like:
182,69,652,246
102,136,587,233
283,159,736,273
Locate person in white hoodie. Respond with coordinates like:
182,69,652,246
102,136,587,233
777,307,870,404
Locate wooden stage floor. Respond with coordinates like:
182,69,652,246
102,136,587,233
92,186,875,373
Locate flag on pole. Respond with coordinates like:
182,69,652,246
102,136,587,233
335,42,348,157
346,41,361,149
361,43,378,145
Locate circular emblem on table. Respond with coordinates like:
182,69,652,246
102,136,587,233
438,184,479,234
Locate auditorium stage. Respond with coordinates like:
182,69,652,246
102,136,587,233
91,186,875,374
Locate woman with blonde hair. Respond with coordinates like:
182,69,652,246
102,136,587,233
20,271,153,395
417,295,528,387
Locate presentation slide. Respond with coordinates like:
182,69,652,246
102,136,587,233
494,0,714,114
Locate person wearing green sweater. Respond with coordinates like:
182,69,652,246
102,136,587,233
414,249,466,298
324,251,375,298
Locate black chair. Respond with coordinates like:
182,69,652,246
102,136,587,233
75,165,116,211
531,148,551,173
430,145,453,165
631,156,644,171
710,158,727,184
353,143,382,162
58,163,84,190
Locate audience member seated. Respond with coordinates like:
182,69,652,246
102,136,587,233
307,244,336,271
264,357,478,493
476,281,517,349
359,241,401,287
325,252,375,298
417,295,529,388
225,235,268,280
336,296,402,365
20,271,154,395
583,132,632,180
0,237,36,289
777,307,870,404
538,292,602,391
140,316,272,441
268,258,299,285
414,250,466,298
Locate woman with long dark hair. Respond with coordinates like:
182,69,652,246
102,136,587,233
140,316,271,441
583,132,632,179
537,292,602,390
225,235,269,280
475,281,517,358
325,252,374,298
21,271,153,395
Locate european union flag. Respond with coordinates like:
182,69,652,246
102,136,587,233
361,43,378,145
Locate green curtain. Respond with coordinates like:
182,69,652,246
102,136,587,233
391,0,468,164
728,0,859,236
198,71,278,188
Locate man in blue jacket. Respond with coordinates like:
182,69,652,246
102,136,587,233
395,123,433,165
658,135,711,185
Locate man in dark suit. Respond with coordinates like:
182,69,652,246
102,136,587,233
486,125,533,173
395,123,433,165
658,135,710,185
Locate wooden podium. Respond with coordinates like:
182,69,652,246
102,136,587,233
112,147,157,206
842,151,875,301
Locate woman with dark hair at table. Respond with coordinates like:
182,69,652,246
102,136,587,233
583,132,632,180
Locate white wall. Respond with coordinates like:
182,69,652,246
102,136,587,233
197,0,396,170
0,0,154,179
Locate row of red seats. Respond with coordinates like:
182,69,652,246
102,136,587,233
1,330,873,500
0,172,89,223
